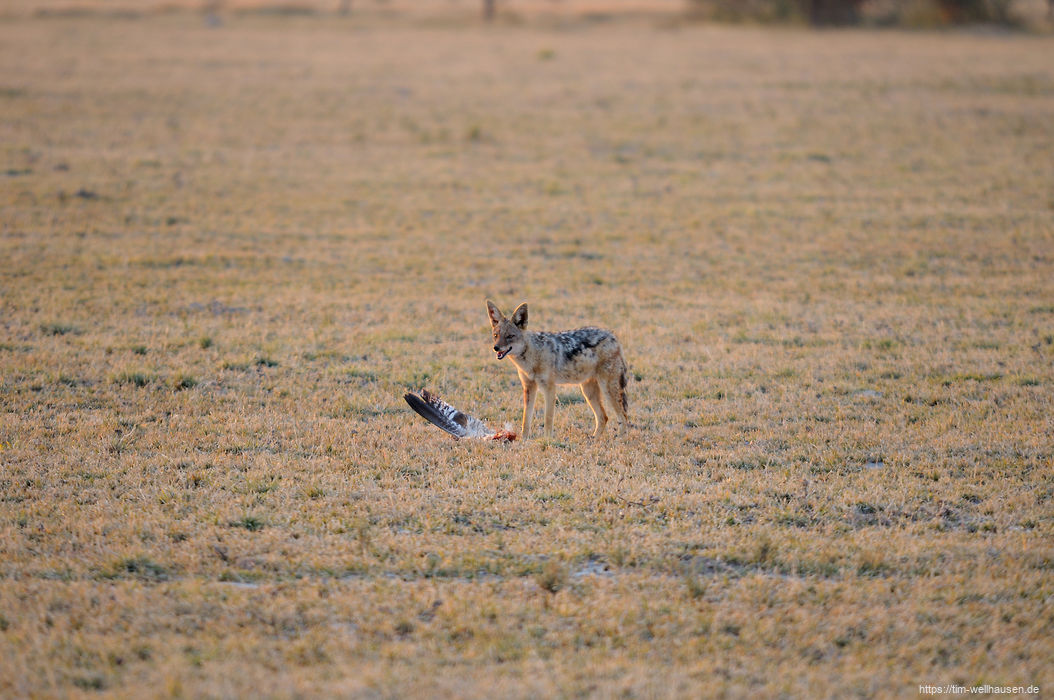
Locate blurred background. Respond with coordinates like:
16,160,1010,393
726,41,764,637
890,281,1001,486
6,0,1053,29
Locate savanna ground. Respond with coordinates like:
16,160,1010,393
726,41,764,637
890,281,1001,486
1,3,1053,697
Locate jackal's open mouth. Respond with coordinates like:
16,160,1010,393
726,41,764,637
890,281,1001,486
495,347,510,360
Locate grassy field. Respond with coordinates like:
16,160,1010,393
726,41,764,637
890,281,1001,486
1,7,1053,698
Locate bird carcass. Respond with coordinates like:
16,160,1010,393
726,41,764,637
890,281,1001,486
403,390,517,442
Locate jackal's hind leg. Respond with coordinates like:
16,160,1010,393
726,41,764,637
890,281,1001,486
600,374,627,434
581,379,607,437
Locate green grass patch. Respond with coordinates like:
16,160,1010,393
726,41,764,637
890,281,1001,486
100,556,170,582
231,515,266,532
40,322,79,336
113,371,154,387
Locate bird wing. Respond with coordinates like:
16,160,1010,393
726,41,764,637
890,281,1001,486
404,389,493,439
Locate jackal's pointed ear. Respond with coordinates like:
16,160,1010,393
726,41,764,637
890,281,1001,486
486,299,504,328
511,303,528,330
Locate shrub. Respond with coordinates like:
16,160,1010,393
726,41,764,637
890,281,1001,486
687,0,864,24
687,0,1022,25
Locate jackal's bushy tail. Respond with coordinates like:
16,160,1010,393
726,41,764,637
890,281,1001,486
618,352,629,415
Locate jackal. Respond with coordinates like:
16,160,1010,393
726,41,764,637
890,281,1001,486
486,300,628,439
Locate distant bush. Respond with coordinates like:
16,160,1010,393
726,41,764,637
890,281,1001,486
806,0,866,24
870,0,1021,26
932,0,1016,24
687,0,810,23
688,0,1025,26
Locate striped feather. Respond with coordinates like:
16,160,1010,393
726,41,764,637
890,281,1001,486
404,390,493,439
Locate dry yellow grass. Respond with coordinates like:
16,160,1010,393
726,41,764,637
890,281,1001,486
1,8,1052,698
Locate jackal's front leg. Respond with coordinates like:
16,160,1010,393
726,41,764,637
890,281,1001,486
520,377,537,439
542,384,556,437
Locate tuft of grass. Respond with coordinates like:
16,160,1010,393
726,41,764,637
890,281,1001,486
72,674,106,691
863,338,897,352
680,565,708,599
56,373,81,386
248,475,279,494
345,367,378,382
102,556,169,582
753,534,775,565
534,561,567,594
113,371,154,387
940,372,1002,385
171,373,197,390
40,322,79,336
231,515,265,532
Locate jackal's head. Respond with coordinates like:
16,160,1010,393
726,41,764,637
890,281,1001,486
486,300,528,361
